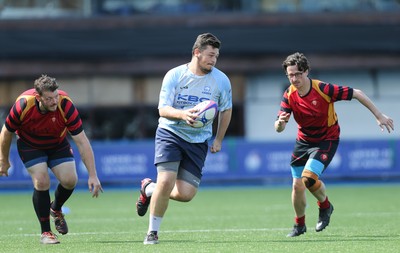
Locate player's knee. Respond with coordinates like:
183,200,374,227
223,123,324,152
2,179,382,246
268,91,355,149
171,191,195,202
171,180,197,202
302,176,316,187
301,174,321,192
292,179,306,192
61,179,77,189
59,174,78,189
178,194,194,202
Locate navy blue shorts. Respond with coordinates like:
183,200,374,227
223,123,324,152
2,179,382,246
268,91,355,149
17,138,75,168
154,127,208,179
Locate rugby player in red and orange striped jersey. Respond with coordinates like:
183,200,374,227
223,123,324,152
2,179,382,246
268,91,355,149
0,75,103,244
275,52,394,238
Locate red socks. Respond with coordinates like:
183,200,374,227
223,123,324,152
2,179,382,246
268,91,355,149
295,196,330,226
318,196,330,209
295,215,305,226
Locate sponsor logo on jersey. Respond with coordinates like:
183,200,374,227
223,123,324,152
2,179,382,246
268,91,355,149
176,94,210,104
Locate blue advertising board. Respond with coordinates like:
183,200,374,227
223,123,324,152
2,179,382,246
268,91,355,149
1,138,399,188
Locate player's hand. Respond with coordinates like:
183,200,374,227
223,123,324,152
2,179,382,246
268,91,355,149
276,112,290,132
278,112,290,125
210,139,222,153
0,160,11,177
377,114,394,133
88,176,103,198
183,108,199,126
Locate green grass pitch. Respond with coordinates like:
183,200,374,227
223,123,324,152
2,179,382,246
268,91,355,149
0,184,399,253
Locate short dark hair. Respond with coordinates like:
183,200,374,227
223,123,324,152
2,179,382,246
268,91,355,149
34,74,59,95
282,52,310,73
192,33,221,54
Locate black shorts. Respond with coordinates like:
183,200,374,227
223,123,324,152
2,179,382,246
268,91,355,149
154,127,208,179
290,139,339,170
17,138,75,169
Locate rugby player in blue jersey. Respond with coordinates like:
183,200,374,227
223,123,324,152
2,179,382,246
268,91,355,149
136,33,232,244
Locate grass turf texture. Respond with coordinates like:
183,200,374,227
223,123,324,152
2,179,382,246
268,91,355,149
0,184,399,253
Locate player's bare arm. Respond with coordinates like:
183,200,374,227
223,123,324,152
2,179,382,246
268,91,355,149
352,89,394,133
71,131,103,197
211,108,232,153
159,106,199,126
0,125,13,177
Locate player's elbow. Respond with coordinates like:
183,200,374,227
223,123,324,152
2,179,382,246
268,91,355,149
352,88,364,100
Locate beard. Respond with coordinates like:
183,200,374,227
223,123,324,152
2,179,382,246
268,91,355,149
39,100,57,112
199,66,212,74
196,55,213,74
45,105,57,112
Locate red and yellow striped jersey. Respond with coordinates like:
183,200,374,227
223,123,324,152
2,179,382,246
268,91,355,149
278,79,353,143
5,89,83,149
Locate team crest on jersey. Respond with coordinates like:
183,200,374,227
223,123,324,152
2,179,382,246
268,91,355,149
320,153,328,161
52,117,56,122
312,100,318,106
202,86,211,95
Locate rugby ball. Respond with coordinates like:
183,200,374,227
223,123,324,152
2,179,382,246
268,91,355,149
191,100,218,128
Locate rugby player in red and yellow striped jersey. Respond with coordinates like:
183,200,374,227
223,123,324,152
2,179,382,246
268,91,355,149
275,52,394,237
0,75,103,244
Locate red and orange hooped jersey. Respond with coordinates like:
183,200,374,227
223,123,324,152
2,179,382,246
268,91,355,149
5,88,83,149
278,79,353,143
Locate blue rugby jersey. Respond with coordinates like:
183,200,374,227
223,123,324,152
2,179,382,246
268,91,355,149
158,64,232,143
